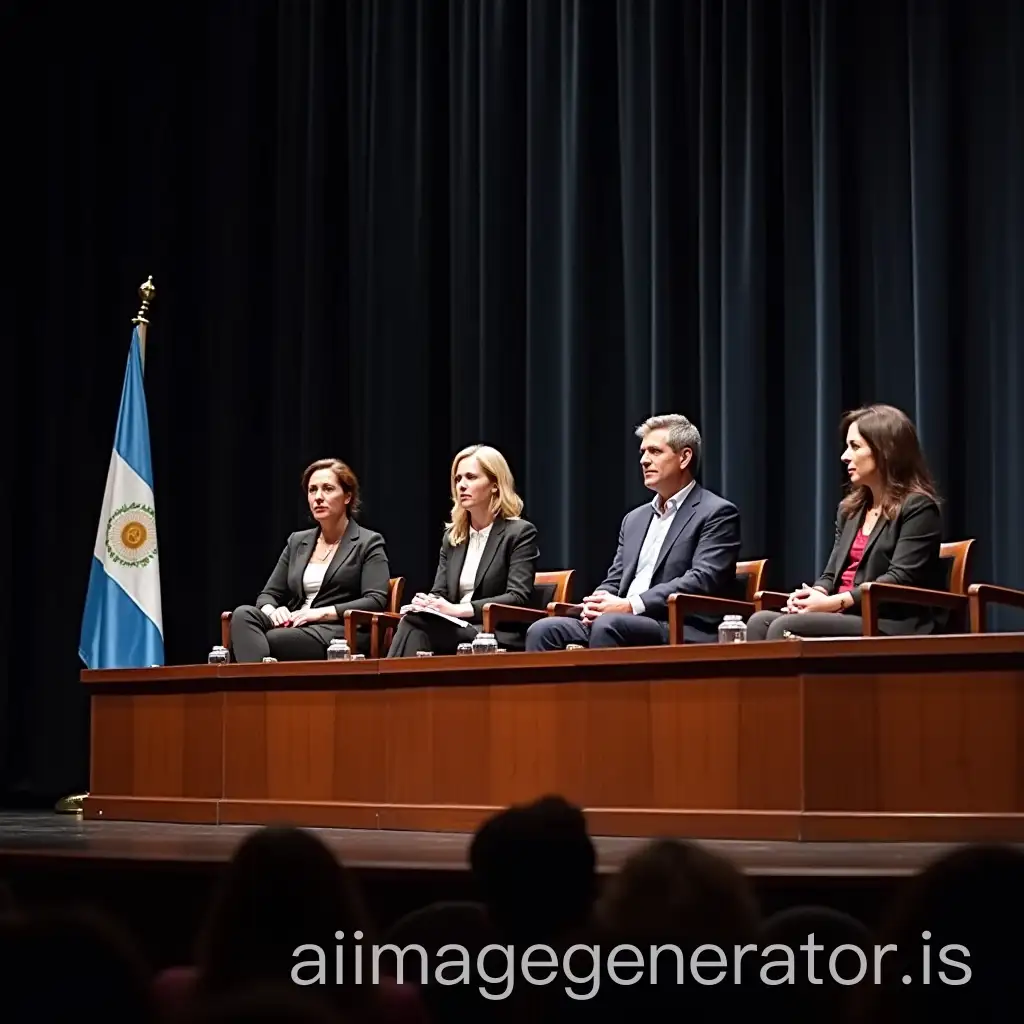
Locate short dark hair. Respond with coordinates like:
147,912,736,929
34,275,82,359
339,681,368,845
301,459,361,517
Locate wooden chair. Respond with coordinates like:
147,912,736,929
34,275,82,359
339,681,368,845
753,540,975,637
219,577,406,655
539,561,769,643
481,570,575,635
342,577,406,653
968,581,1024,632
367,570,576,656
666,559,769,643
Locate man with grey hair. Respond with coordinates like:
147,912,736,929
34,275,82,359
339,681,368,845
526,414,741,648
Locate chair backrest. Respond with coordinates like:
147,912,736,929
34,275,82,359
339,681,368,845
533,569,574,608
940,540,974,595
735,559,768,601
387,577,406,613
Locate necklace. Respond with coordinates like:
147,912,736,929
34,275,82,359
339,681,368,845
314,538,339,562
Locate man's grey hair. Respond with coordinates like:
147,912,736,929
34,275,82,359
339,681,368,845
635,413,702,473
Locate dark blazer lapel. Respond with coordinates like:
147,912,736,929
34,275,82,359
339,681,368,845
651,485,702,579
473,518,508,591
834,510,865,578
288,530,317,597
446,536,469,603
322,518,361,588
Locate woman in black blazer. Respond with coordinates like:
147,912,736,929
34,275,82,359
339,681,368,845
230,459,390,661
387,444,540,656
747,405,946,641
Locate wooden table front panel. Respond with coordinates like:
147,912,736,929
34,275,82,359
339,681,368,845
219,670,802,819
803,670,1024,813
90,692,222,799
86,635,1024,839
223,690,390,803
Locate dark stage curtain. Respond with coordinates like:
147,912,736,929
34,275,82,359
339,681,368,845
5,0,1022,802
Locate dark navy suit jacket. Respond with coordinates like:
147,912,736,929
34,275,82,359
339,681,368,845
597,482,742,629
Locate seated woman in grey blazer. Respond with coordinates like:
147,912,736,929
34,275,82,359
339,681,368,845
387,444,540,656
230,458,390,661
748,404,946,641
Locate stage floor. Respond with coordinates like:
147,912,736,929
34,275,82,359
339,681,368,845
0,810,1008,879
6,809,1021,964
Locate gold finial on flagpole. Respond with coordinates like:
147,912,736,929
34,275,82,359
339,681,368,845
132,275,155,324
132,276,155,370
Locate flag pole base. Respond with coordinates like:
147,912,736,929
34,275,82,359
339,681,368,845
54,793,89,814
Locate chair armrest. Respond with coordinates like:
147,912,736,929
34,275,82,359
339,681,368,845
859,582,968,637
968,583,1024,633
220,611,232,649
547,602,583,618
369,611,404,658
343,609,378,653
482,602,547,634
667,594,756,644
753,591,789,612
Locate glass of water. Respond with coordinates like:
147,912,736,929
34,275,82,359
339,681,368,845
718,615,748,643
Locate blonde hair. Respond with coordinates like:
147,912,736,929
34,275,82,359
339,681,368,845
445,444,524,545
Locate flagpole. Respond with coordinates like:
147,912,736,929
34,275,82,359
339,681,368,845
133,274,155,370
56,276,156,816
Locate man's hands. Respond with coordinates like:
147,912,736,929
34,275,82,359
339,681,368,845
580,590,633,623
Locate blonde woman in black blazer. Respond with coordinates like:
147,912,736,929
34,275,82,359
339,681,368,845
747,405,946,640
387,444,540,656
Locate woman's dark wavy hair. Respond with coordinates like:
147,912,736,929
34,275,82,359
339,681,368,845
838,404,939,521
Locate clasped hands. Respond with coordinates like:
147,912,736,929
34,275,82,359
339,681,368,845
399,592,467,618
579,590,633,623
783,585,844,614
262,605,327,628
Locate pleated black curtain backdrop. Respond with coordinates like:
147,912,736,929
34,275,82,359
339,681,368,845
4,0,1022,802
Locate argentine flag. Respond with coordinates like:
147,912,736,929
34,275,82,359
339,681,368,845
79,325,164,668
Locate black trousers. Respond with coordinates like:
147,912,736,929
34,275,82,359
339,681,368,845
745,609,870,641
386,611,478,657
745,608,925,640
229,604,329,662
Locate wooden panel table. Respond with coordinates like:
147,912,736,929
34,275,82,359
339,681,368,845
81,634,1024,842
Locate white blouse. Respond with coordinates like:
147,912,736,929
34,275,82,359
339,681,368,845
301,561,329,609
455,522,493,611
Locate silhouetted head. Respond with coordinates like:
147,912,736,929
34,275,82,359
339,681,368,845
469,795,596,942
196,826,371,1012
760,905,871,1022
596,837,760,948
852,843,1024,1023
0,906,154,1021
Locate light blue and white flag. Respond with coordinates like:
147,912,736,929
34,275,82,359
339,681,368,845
79,325,164,668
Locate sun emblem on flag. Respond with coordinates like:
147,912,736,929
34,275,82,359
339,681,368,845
106,502,159,568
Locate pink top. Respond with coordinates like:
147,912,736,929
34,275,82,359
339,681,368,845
839,530,869,593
